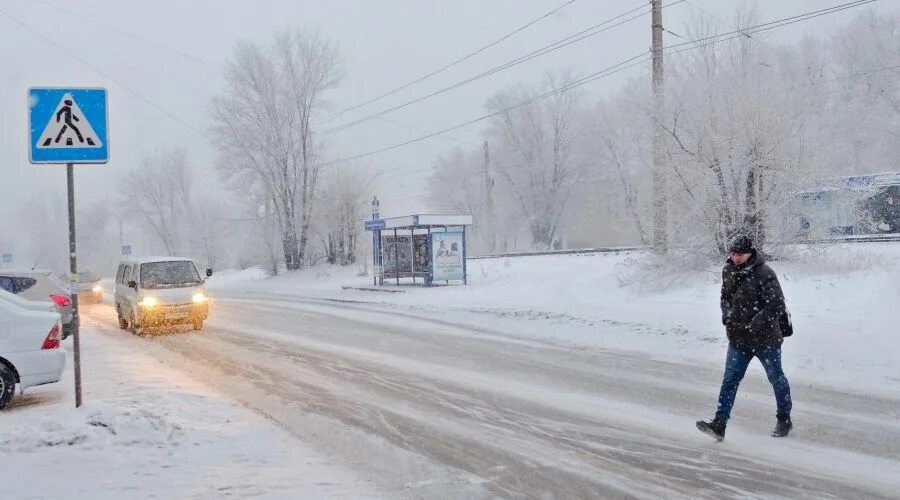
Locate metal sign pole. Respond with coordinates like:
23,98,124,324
371,198,377,286
426,228,432,286
410,230,415,284
66,163,83,408
29,87,108,410
462,225,468,285
394,229,400,286
372,230,377,287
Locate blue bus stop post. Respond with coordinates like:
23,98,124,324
372,229,376,287
426,228,432,286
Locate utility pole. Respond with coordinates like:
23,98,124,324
483,141,495,254
651,0,668,253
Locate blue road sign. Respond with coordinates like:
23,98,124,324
29,87,109,164
1,253,11,264
121,245,132,256
365,219,386,231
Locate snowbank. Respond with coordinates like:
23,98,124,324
205,266,269,290
0,403,183,453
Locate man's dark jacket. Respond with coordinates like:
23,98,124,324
720,251,787,349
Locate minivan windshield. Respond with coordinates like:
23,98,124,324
140,261,202,289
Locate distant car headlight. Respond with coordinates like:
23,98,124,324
192,293,209,304
92,285,103,293
140,296,159,308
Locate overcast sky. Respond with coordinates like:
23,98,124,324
0,0,891,229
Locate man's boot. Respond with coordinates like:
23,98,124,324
772,414,793,437
696,417,727,441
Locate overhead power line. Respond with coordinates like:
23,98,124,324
0,4,482,149
322,2,677,136
0,5,207,137
683,0,749,37
321,52,652,166
2,0,876,169
322,0,876,168
10,1,482,149
325,0,580,123
29,0,207,64
661,0,875,53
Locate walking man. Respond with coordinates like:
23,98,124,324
54,99,84,145
697,234,793,441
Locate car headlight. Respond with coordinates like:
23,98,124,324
140,296,159,307
92,285,103,293
192,293,209,304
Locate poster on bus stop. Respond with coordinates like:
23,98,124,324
431,232,464,281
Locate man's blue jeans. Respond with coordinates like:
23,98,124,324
716,345,792,422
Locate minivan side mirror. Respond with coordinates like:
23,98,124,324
205,268,213,278
128,280,137,289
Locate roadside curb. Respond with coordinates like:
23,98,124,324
341,286,407,294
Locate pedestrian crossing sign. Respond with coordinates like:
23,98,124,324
29,87,109,164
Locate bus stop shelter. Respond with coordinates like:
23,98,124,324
365,213,473,286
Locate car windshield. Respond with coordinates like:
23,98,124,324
77,271,98,283
140,261,201,289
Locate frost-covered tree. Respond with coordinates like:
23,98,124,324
318,164,374,265
119,148,194,256
660,10,809,252
484,71,589,250
210,31,342,270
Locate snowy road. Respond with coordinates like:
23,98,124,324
81,298,900,499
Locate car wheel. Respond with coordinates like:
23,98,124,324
117,308,128,330
130,319,144,336
0,363,16,411
192,320,203,331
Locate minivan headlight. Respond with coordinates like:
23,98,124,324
140,296,159,308
92,285,103,293
192,293,208,304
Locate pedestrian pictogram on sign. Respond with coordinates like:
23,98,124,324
36,93,102,149
29,87,109,164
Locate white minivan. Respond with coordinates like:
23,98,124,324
114,257,212,335
0,290,65,410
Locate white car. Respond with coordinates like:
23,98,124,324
0,290,66,410
1,270,76,339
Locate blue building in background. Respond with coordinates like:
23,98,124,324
787,172,900,239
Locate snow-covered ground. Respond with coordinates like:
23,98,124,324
208,243,900,398
4,243,895,499
0,320,381,500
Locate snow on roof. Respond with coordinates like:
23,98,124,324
831,171,900,188
119,256,196,265
792,171,900,195
381,214,474,229
0,269,54,275
793,187,840,196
